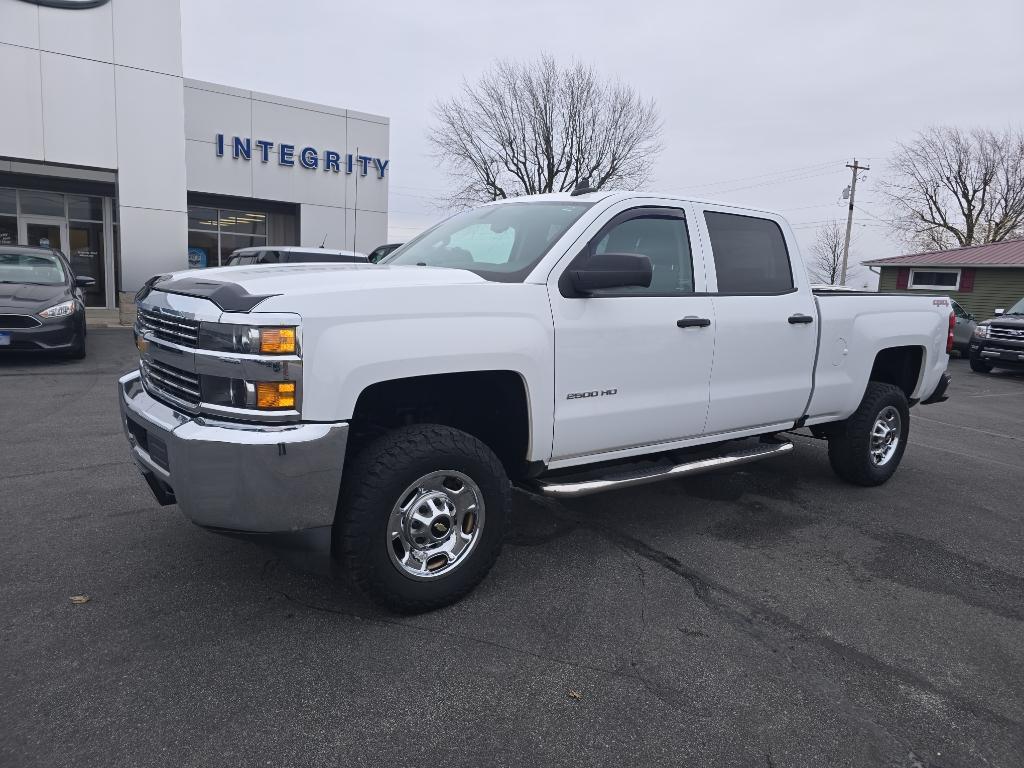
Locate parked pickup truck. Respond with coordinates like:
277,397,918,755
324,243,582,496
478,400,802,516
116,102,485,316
968,297,1024,373
119,191,953,612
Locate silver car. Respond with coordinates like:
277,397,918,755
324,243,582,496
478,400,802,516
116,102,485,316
951,299,976,354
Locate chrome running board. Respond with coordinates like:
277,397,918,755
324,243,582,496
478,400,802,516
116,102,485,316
534,440,794,498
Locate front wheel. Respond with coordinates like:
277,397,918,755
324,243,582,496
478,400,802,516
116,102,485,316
336,424,510,613
827,382,909,487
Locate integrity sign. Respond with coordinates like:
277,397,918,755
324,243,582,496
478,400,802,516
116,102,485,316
215,134,389,179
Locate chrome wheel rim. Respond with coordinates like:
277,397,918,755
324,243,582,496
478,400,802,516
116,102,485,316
869,406,902,466
387,470,485,581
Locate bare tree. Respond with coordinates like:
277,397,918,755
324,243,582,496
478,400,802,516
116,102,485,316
809,220,857,284
429,54,662,205
881,126,1024,251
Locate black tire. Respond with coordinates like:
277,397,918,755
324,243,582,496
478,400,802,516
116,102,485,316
969,356,992,373
336,424,510,613
827,382,909,487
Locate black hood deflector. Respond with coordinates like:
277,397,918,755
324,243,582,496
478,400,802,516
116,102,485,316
138,275,278,313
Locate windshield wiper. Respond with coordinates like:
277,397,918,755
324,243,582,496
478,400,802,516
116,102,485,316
0,280,52,286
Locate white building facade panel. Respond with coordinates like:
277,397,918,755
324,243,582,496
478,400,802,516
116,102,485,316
0,0,39,48
40,52,118,169
39,1,113,63
0,43,44,161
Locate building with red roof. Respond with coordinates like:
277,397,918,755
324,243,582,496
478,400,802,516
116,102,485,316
864,240,1024,319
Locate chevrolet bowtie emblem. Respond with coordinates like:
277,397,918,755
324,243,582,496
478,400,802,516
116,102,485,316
136,337,149,353
433,522,448,534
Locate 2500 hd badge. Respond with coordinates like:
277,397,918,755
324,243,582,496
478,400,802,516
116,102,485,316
567,389,618,399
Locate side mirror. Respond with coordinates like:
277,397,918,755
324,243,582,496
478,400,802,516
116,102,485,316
967,313,976,321
75,275,96,288
994,308,1005,315
570,252,652,293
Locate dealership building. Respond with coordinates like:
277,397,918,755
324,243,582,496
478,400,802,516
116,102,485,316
0,0,389,310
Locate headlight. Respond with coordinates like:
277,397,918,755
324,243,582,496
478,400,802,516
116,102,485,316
197,323,298,354
39,300,76,318
258,328,296,354
973,325,989,338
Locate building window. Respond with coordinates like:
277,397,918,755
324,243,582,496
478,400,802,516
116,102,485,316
68,195,106,307
0,187,15,246
187,206,270,268
0,186,112,307
908,268,960,290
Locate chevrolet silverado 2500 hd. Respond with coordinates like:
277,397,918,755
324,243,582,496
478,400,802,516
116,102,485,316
119,191,953,612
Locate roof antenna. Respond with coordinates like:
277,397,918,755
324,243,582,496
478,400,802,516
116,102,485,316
571,177,597,196
319,233,328,248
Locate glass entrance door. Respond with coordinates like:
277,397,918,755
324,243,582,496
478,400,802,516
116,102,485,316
21,218,68,254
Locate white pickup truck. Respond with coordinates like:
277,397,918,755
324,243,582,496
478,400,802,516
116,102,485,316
119,191,953,612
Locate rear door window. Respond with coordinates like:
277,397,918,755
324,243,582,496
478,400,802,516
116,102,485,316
704,212,794,294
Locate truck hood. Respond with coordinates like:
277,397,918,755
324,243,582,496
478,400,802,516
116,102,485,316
979,314,1024,329
148,264,488,312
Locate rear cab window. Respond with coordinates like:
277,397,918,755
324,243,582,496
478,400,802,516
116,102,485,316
704,211,794,294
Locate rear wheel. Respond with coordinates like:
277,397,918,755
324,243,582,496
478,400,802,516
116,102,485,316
827,382,909,486
969,356,992,373
336,424,510,613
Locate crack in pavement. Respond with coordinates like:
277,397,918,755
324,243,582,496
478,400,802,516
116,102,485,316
531,492,1023,737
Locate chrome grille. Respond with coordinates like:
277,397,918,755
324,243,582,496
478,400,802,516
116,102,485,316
987,326,1024,342
141,358,201,408
137,308,200,347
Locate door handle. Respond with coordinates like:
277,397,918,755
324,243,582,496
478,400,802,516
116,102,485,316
677,317,711,328
788,314,814,324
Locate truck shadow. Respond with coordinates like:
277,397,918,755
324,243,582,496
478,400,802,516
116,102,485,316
260,442,836,615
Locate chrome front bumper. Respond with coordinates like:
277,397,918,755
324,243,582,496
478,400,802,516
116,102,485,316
118,370,348,532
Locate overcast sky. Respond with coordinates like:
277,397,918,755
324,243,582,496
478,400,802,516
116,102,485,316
181,0,1024,285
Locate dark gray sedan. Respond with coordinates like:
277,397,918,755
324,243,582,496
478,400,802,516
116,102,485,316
0,245,94,358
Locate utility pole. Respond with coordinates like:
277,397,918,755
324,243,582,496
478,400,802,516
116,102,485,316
840,158,869,285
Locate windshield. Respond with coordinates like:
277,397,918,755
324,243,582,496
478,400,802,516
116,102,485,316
0,251,67,285
383,201,594,282
1003,298,1024,316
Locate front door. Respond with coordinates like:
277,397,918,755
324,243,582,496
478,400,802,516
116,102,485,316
20,218,68,255
549,204,716,461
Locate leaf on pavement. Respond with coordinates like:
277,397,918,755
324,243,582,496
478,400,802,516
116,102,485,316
69,595,90,605
568,689,583,700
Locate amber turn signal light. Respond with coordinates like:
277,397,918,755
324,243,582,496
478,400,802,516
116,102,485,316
259,327,296,354
256,381,296,409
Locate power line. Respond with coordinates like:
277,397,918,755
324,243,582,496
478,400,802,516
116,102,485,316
674,159,848,190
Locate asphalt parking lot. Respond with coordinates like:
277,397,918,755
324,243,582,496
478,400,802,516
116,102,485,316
1,330,1022,767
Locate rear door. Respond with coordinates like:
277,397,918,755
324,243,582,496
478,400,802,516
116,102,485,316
696,208,818,434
